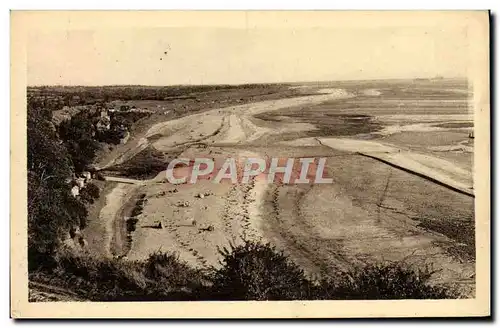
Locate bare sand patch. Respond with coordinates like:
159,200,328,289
318,138,398,153
259,153,474,297
133,88,354,151
125,148,268,268
317,137,473,195
276,137,321,147
362,89,382,96
377,114,473,124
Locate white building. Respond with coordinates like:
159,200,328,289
71,185,80,197
75,177,85,188
82,171,92,181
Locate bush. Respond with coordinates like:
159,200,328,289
52,252,148,301
79,183,100,205
314,262,454,299
45,251,205,301
85,183,100,199
126,217,139,232
209,240,313,300
209,240,453,300
144,252,207,300
95,172,106,181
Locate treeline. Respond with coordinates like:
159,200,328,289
31,240,455,301
28,84,280,108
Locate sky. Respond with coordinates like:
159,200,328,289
27,26,470,86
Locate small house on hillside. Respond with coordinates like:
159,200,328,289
71,185,80,197
100,110,109,119
96,110,111,131
75,177,86,189
81,171,92,182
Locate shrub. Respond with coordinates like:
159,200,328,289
79,183,100,205
209,240,313,300
85,183,100,199
130,205,143,217
315,262,454,299
126,217,139,232
47,251,206,301
130,196,145,217
144,252,207,300
30,239,455,301
52,252,148,300
208,240,453,300
95,172,106,181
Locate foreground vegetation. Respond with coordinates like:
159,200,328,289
30,240,454,301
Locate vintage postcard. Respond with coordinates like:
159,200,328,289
10,11,490,318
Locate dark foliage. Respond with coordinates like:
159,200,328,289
79,183,100,205
103,146,169,179
210,240,314,300
27,105,89,265
58,113,100,171
51,253,149,300
95,112,148,145
31,240,454,301
314,262,454,299
208,240,454,300
126,217,139,233
28,84,279,105
27,107,72,187
84,182,100,199
34,251,207,301
111,112,149,130
143,252,207,300
95,172,106,181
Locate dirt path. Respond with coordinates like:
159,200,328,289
98,183,139,258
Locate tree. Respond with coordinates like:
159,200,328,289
58,113,100,172
27,107,72,186
27,102,88,270
79,183,100,205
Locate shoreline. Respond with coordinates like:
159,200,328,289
86,85,474,297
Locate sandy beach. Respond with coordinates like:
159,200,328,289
91,83,475,296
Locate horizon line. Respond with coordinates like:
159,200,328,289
27,76,468,88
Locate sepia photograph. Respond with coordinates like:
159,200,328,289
10,10,490,318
